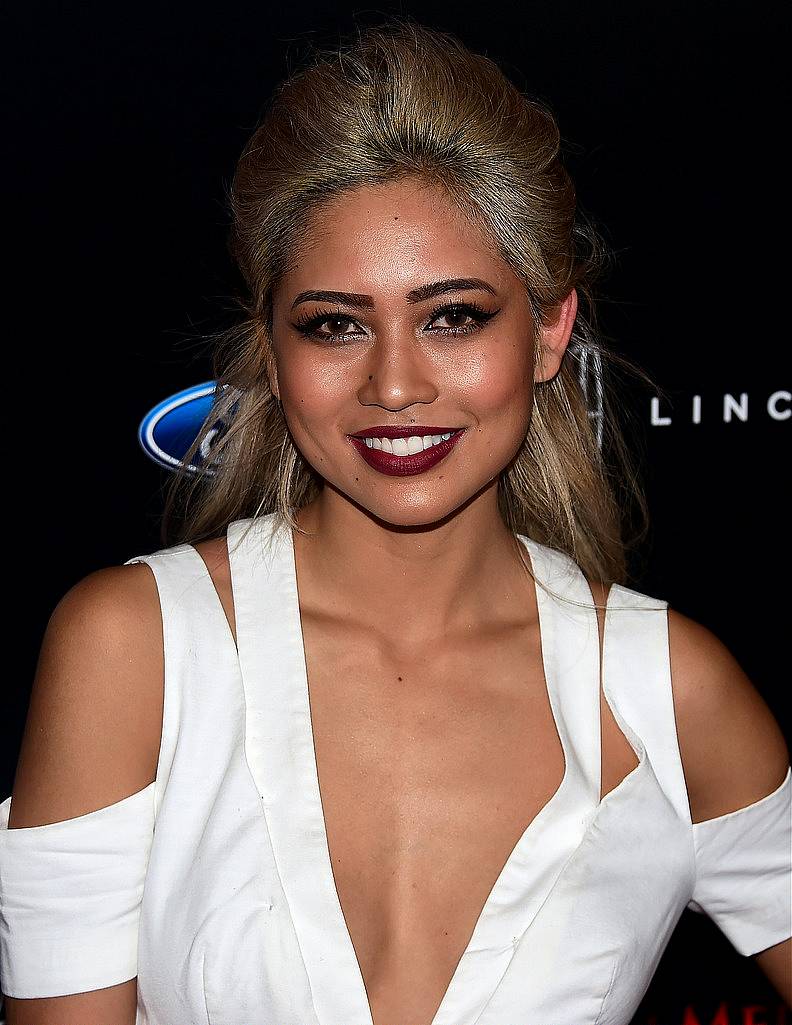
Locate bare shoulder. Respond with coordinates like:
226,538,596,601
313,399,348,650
7,562,164,828
665,606,790,822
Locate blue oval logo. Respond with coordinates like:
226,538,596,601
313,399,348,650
137,381,239,474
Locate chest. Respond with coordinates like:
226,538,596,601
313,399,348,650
298,609,638,1024
194,530,641,1025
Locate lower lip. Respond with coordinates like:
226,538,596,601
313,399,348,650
348,431,465,476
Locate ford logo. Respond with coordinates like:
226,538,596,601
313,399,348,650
137,381,239,474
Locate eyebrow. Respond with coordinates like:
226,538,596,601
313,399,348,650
290,277,498,311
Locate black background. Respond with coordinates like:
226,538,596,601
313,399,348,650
3,1,789,1020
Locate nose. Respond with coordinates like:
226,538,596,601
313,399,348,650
356,331,439,412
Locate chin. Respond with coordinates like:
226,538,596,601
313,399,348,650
382,508,455,529
349,489,477,532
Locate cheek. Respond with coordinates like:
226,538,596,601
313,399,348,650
455,347,534,426
278,352,348,427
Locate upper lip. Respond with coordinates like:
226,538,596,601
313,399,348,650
349,426,464,439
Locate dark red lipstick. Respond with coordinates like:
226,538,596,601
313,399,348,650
347,426,466,477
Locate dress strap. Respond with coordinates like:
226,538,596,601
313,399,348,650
517,535,603,810
122,542,239,819
602,584,691,824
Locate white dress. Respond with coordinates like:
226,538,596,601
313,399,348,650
1,512,790,1024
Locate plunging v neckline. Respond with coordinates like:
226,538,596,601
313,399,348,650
226,514,605,1025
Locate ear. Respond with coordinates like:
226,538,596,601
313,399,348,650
534,289,578,383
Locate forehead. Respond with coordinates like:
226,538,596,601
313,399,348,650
279,180,516,299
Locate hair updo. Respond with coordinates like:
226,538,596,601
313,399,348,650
163,16,653,586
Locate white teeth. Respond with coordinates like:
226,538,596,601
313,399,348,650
361,431,459,456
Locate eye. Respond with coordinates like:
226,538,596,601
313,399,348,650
292,308,362,342
291,301,499,344
426,301,499,336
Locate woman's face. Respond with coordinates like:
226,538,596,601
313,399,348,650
270,179,576,528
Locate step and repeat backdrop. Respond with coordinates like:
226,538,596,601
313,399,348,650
3,1,789,1021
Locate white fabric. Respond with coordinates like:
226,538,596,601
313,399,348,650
0,512,789,1024
0,781,155,995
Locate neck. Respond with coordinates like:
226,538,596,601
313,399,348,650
291,487,537,645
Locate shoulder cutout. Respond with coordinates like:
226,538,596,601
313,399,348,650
583,577,642,800
667,607,790,823
7,564,164,828
191,536,237,647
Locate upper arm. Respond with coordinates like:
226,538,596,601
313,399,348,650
753,938,792,1006
667,606,789,822
8,563,163,827
4,979,139,1025
667,607,791,999
2,562,164,1022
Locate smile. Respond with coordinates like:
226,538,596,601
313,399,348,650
363,432,454,454
348,429,465,477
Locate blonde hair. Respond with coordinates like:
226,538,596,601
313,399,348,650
161,16,658,589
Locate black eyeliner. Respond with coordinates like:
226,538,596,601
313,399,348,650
292,300,500,341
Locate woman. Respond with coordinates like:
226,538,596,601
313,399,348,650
1,17,789,1025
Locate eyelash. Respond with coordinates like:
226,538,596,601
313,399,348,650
291,301,499,343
